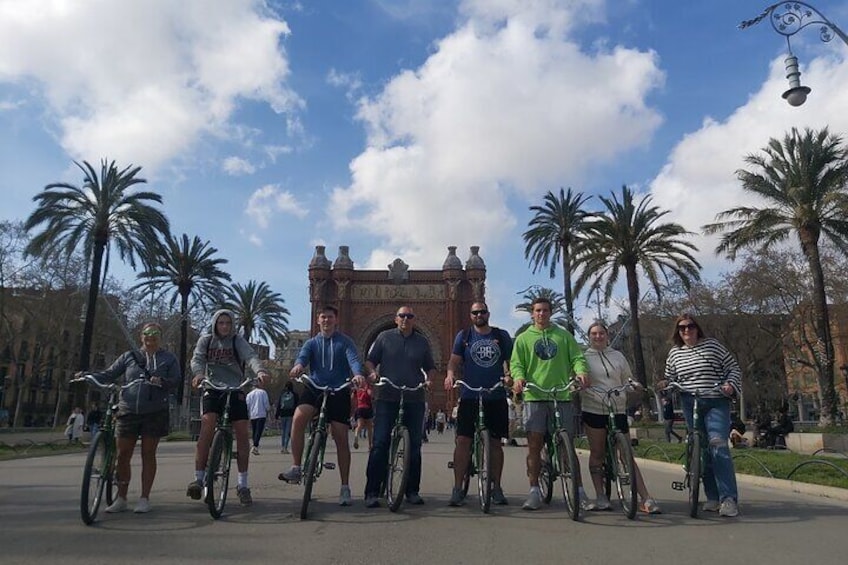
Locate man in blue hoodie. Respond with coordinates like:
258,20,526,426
187,309,269,506
279,305,366,506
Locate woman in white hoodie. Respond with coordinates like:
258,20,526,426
580,320,661,514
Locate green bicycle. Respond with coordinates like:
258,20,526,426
278,374,352,520
525,379,582,521
202,371,255,520
449,379,505,513
72,374,146,525
585,382,638,519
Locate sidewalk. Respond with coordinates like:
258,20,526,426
0,428,75,444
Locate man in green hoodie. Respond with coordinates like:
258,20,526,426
510,297,589,511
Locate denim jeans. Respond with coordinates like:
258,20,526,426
680,394,738,502
364,400,425,497
250,417,267,447
279,416,293,449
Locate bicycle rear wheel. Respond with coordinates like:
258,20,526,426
476,429,492,513
612,432,637,519
206,430,232,519
687,432,701,518
387,426,411,512
80,432,112,525
555,430,580,521
300,430,324,520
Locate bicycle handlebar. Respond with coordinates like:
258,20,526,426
662,380,724,396
71,375,156,391
453,380,504,394
295,374,353,393
201,377,256,392
523,378,580,395
374,377,428,392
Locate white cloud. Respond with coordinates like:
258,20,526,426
263,144,294,162
330,0,663,268
0,0,302,172
245,184,308,231
222,156,257,176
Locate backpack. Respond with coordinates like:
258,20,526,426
280,391,296,411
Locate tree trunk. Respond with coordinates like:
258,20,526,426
78,241,106,371
799,230,836,426
177,291,189,405
561,247,575,335
625,264,648,387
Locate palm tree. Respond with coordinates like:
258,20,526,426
523,188,592,334
134,233,231,404
514,285,571,336
24,160,169,370
224,280,290,346
575,185,701,386
704,127,848,426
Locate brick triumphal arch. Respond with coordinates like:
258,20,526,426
305,244,488,411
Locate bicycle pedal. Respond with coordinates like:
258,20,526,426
323,462,336,470
671,481,685,491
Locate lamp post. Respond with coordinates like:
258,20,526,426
740,2,848,106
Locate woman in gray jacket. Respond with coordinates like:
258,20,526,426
85,322,180,514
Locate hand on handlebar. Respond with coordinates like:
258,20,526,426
513,378,526,395
192,375,204,389
444,373,455,391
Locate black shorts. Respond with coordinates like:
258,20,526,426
202,389,249,422
354,407,374,420
115,410,170,439
300,384,351,426
456,398,509,439
582,411,629,434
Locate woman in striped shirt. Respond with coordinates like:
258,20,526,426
662,313,741,517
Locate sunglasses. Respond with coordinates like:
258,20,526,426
142,329,161,336
397,313,415,319
677,323,697,331
470,310,489,316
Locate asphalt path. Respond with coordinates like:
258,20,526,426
1,432,846,565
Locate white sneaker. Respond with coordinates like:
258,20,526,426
251,446,260,455
522,488,542,511
339,485,352,506
719,499,739,517
134,498,151,513
588,493,611,511
702,499,720,512
105,497,128,513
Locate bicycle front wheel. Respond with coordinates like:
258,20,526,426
687,432,701,518
387,426,411,512
555,430,580,521
80,432,112,525
206,430,232,519
476,429,493,513
539,449,554,504
612,432,637,519
300,430,325,520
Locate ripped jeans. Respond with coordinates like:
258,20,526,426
680,394,739,503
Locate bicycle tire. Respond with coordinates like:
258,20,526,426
612,432,637,519
460,464,471,499
476,429,492,513
80,432,111,525
387,426,411,512
300,429,324,520
539,452,554,505
688,432,701,518
555,430,580,521
206,430,232,519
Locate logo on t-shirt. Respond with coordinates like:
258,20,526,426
533,338,558,360
469,338,501,368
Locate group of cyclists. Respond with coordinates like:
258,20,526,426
84,297,743,518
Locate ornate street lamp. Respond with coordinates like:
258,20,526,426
740,2,848,106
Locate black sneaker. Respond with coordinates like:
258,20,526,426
186,480,203,500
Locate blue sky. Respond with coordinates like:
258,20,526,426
2,0,848,339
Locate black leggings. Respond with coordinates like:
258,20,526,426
251,417,267,447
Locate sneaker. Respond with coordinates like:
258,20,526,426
353,437,359,450
579,491,591,512
339,486,352,506
251,446,260,455
719,498,739,517
522,488,542,511
365,496,381,508
491,486,508,506
588,493,611,511
279,466,302,483
640,498,662,514
448,486,465,507
406,493,425,505
134,497,151,514
702,499,720,512
237,486,253,506
186,480,203,500
105,497,128,513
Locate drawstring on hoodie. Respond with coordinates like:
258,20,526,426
320,336,335,371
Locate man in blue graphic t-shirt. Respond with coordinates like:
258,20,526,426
444,301,513,507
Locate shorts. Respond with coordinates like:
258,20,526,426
115,410,170,439
582,411,629,434
523,401,576,437
354,407,374,420
202,389,249,421
456,398,509,439
300,384,351,426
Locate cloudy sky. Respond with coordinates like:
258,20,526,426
2,0,847,338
